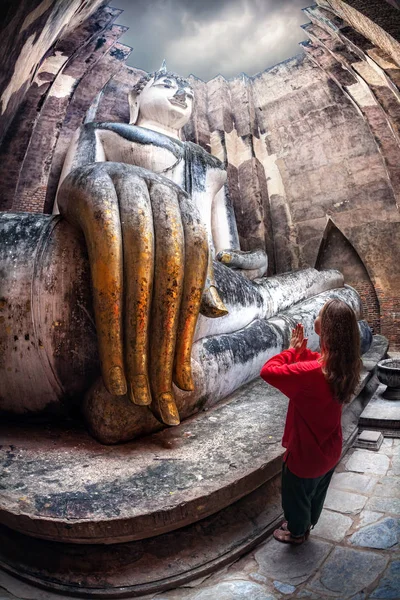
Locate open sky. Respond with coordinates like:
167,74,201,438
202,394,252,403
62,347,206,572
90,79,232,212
112,0,314,81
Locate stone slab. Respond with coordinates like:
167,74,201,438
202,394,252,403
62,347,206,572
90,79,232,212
324,488,367,514
345,449,390,475
312,509,353,541
310,547,388,597
356,510,385,529
359,430,383,442
374,477,400,498
390,455,400,476
380,438,395,456
349,517,399,549
273,581,295,595
354,430,384,451
359,386,400,429
370,560,400,599
366,497,400,515
330,471,377,494
254,539,332,586
192,581,276,600
0,378,288,544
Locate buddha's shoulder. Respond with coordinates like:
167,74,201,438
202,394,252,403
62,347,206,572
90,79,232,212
185,140,224,171
82,122,184,154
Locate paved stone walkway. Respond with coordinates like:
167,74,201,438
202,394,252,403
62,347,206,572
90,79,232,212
1,437,399,600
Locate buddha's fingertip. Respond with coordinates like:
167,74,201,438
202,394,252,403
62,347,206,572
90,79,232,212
216,250,231,264
108,366,127,396
174,365,195,392
201,286,228,318
130,376,152,405
158,392,180,426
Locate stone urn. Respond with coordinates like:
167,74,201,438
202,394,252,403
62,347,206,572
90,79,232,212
377,358,400,400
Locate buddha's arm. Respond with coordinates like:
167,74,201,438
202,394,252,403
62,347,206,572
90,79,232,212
54,124,105,214
211,173,268,277
211,182,240,254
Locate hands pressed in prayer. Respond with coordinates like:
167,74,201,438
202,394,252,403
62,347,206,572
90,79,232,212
289,323,308,356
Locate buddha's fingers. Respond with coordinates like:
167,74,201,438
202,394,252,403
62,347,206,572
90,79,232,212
111,172,154,407
57,166,126,396
149,182,185,426
173,193,208,392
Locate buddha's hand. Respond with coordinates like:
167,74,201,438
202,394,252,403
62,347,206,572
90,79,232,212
216,249,268,279
57,162,213,427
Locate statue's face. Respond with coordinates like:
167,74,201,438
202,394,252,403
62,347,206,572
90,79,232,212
137,76,194,130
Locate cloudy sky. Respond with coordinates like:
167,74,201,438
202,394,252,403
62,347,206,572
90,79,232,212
113,0,313,81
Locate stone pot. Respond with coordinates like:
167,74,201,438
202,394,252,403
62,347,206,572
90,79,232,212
377,358,400,400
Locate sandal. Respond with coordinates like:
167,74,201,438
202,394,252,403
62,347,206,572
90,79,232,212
273,528,307,545
274,521,310,543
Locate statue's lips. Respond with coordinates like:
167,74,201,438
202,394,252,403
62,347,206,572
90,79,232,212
169,97,187,109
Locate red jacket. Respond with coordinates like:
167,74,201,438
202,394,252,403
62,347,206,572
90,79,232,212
260,347,342,478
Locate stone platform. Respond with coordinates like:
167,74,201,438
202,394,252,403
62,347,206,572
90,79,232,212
0,336,388,597
359,382,400,434
0,379,289,545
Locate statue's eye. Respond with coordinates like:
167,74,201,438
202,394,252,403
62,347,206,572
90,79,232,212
163,84,172,89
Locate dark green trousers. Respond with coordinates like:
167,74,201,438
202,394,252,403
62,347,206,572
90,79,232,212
281,461,336,537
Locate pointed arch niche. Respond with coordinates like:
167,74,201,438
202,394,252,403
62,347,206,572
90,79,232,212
316,220,380,333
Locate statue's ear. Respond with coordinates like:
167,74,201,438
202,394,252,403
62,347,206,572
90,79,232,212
128,91,140,124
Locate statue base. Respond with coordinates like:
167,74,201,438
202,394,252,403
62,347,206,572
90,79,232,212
0,336,387,597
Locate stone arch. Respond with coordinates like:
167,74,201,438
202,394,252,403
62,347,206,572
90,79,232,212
316,219,381,333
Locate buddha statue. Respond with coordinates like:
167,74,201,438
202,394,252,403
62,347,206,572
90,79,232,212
0,63,371,443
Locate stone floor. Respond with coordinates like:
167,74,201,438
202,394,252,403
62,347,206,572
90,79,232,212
1,437,399,600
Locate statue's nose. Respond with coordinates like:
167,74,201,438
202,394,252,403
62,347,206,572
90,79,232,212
175,89,186,98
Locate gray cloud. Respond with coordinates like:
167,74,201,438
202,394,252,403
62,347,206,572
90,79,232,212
112,0,312,80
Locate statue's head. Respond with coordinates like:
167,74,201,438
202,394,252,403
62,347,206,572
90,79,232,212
129,61,194,133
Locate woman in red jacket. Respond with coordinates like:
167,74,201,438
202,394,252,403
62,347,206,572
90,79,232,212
260,298,361,545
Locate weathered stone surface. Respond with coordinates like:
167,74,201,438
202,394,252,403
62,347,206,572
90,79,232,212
380,438,395,457
0,472,283,596
390,455,400,476
312,509,353,541
350,517,400,549
370,560,400,599
374,477,400,498
273,581,296,595
324,488,367,514
192,581,276,600
359,430,383,443
366,497,400,515
345,449,390,475
0,378,287,543
330,471,377,494
311,546,388,596
359,387,400,429
297,591,326,599
351,593,367,600
255,539,332,585
318,0,400,66
356,510,385,529
355,429,384,451
0,0,106,144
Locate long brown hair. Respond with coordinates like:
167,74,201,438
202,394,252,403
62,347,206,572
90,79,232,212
320,299,361,404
